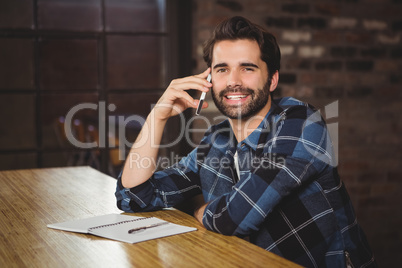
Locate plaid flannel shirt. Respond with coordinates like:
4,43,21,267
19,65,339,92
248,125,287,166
116,97,376,268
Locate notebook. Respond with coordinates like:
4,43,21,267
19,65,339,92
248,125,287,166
47,214,197,244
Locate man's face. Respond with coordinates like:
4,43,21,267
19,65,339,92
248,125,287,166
210,39,274,120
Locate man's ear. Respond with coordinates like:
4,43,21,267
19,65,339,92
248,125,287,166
269,71,279,93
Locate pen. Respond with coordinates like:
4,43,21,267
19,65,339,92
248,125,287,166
195,73,211,115
128,221,169,234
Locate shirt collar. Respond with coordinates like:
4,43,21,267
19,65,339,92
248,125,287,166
213,98,284,151
240,111,270,150
238,99,283,150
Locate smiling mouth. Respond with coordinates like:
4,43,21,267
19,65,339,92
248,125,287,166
225,95,248,100
219,87,254,102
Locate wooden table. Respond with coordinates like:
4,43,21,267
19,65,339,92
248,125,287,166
0,166,300,267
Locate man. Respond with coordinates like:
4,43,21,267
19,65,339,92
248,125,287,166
115,16,376,267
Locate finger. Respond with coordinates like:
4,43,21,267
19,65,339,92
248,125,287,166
191,99,209,113
194,68,211,79
168,89,197,108
194,69,212,88
170,79,211,93
190,99,208,109
165,69,212,101
176,68,211,86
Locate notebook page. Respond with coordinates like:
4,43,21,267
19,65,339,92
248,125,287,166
88,217,197,243
47,214,143,233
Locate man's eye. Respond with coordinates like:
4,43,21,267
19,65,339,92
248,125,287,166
216,68,226,73
244,67,254,71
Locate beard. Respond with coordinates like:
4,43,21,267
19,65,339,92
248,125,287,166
211,79,271,119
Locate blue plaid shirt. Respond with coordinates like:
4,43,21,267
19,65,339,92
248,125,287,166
116,97,376,268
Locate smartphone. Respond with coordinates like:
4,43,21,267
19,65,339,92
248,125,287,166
195,73,211,115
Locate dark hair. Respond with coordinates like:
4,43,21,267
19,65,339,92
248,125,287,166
203,16,281,79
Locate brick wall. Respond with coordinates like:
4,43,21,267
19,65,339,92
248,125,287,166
191,1,402,267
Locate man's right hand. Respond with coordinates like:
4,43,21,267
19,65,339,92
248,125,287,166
152,68,212,122
121,68,212,189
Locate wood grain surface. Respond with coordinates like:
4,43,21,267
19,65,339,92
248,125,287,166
0,166,300,268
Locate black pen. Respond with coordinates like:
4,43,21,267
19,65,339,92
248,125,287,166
128,221,169,234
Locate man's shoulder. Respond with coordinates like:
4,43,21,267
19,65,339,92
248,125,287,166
273,96,313,109
272,97,318,117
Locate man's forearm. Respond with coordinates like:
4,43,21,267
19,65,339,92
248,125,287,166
121,110,167,188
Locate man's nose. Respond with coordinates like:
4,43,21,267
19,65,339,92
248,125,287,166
227,71,242,88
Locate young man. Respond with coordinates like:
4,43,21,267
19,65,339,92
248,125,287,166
115,16,376,267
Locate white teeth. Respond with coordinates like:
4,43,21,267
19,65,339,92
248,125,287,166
226,95,247,100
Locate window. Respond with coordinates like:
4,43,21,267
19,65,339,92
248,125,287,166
0,0,192,175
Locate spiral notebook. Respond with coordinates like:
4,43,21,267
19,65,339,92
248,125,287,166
47,214,197,244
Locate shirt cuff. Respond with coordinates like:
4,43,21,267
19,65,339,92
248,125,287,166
116,175,154,211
